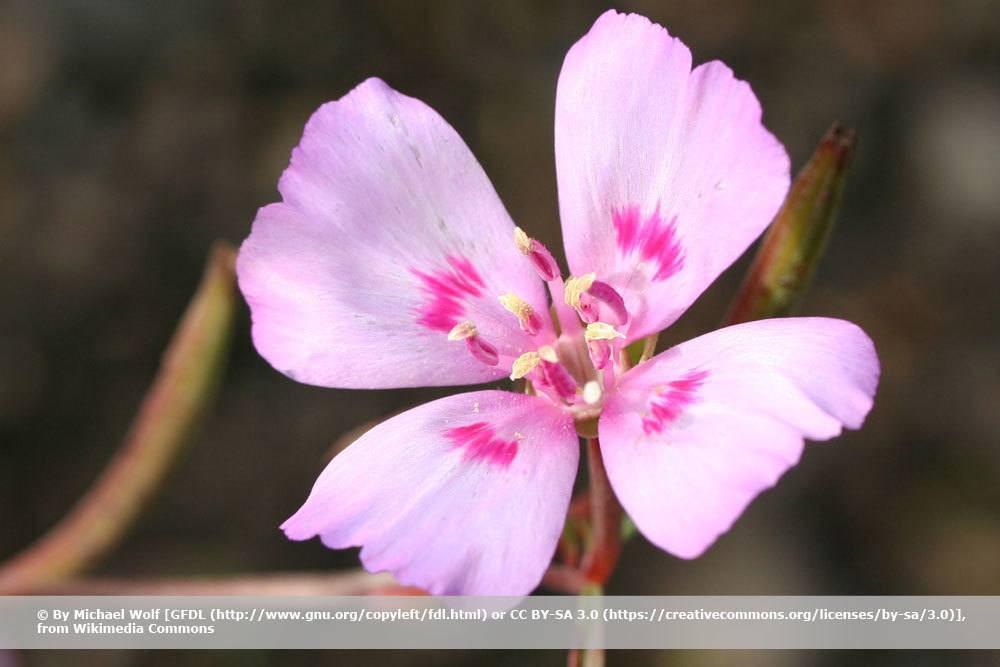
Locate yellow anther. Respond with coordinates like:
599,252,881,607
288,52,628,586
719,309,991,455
537,345,558,363
513,227,533,255
499,293,535,323
584,321,625,342
447,321,478,341
510,351,541,380
564,273,596,308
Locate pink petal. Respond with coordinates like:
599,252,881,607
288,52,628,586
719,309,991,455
281,390,579,595
555,11,791,340
599,318,879,559
237,78,548,388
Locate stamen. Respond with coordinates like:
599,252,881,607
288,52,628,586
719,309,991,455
537,345,558,363
540,358,579,400
564,273,596,309
584,322,625,342
585,322,624,371
587,280,629,325
447,321,478,341
564,274,628,325
525,345,575,400
510,345,579,402
467,336,499,366
510,351,541,380
498,293,543,336
513,227,533,255
516,230,578,336
447,321,498,366
513,227,560,281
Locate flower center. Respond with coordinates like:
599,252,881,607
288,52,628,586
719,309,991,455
422,229,638,426
505,229,635,421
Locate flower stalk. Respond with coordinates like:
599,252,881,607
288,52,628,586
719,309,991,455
0,244,237,594
581,438,623,586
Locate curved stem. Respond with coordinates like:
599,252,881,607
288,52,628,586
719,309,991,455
0,244,237,594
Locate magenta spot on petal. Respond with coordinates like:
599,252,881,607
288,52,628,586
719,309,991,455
444,421,518,468
612,205,685,282
411,255,486,332
642,369,709,436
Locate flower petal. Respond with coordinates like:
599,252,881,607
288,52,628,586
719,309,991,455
282,390,579,595
238,78,548,388
599,318,879,558
555,11,791,340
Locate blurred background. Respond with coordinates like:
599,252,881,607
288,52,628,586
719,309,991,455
1,0,999,665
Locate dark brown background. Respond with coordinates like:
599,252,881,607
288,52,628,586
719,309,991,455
2,1,999,665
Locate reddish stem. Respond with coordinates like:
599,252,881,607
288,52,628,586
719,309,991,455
580,438,622,585
541,564,587,594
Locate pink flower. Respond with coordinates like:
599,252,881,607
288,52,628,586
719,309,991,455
237,11,880,595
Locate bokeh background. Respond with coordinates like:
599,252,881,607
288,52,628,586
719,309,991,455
2,0,999,665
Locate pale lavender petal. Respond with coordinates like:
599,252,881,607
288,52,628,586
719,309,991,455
555,11,791,340
282,390,579,595
599,318,879,558
238,78,548,388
